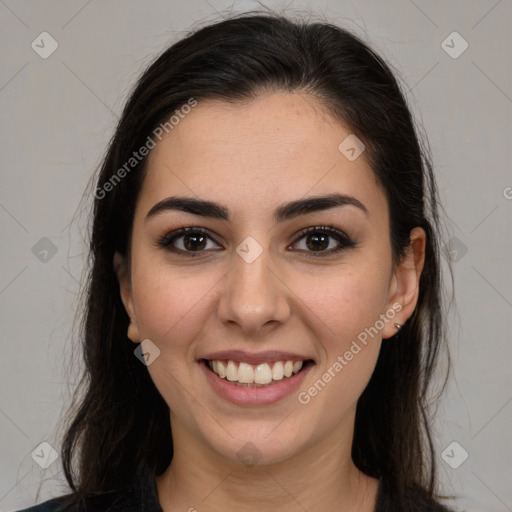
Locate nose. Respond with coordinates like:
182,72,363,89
217,242,291,336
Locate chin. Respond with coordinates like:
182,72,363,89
203,422,310,468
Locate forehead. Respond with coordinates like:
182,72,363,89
139,92,387,221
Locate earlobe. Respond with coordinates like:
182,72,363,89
382,227,426,340
113,252,140,343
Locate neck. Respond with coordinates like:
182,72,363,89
156,417,379,512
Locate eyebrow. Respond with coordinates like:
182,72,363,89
145,193,369,224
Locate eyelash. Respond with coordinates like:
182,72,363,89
157,224,357,259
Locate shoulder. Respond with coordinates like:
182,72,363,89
14,496,80,512
14,464,163,512
404,485,455,511
14,497,65,512
377,479,456,512
14,490,130,512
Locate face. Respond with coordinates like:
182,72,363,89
114,91,425,466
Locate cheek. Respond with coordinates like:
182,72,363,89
130,255,219,348
295,273,386,410
292,264,390,345
128,258,221,417
292,264,388,396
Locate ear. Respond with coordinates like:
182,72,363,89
113,251,140,343
381,227,426,340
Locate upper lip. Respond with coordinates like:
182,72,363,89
200,350,314,365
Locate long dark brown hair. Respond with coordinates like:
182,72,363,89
53,9,454,511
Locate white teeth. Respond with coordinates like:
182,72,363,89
254,363,273,384
226,360,237,381
207,358,307,385
238,362,254,383
217,360,226,378
283,361,293,378
272,361,284,380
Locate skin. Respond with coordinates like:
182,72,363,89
114,91,426,512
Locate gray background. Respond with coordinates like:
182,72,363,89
1,0,511,511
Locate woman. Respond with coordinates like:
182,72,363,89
18,11,456,512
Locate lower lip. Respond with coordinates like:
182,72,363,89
199,360,314,406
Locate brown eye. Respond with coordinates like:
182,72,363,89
304,232,330,251
158,227,221,256
182,233,207,251
290,225,357,258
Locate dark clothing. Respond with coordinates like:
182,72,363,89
16,465,454,512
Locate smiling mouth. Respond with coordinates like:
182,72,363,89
201,359,315,387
